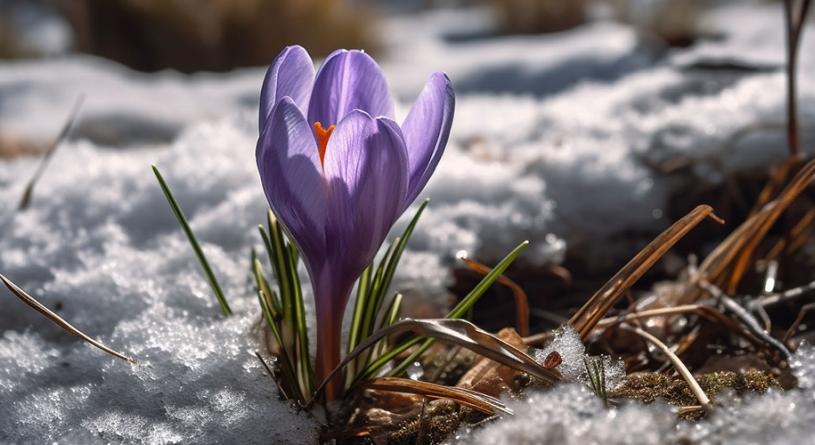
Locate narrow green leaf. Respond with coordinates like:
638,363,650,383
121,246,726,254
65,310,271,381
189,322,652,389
345,241,399,382
343,201,431,387
447,240,530,318
287,240,299,265
252,252,280,318
152,165,231,316
347,265,372,354
375,199,429,304
380,293,403,329
360,240,530,380
284,237,313,394
258,223,297,374
266,210,313,396
264,215,294,324
361,241,397,341
372,293,403,358
257,288,302,401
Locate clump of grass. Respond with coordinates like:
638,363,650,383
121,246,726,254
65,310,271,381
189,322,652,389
489,0,587,34
584,356,608,406
153,166,542,410
51,0,376,72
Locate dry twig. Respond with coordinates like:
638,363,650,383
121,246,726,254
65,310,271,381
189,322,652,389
569,205,722,339
0,273,135,363
620,324,711,409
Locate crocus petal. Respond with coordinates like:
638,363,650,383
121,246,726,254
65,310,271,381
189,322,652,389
256,97,327,259
259,45,315,130
322,110,408,275
307,50,395,127
400,72,455,208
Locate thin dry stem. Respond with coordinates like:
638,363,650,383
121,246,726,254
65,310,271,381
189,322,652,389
1,273,135,363
696,159,815,298
594,305,702,329
620,324,711,409
18,95,84,211
364,377,513,415
569,205,722,339
784,302,815,343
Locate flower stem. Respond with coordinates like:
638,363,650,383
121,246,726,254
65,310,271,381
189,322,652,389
313,273,353,401
315,311,343,401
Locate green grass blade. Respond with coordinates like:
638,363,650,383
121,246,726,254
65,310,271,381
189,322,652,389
266,210,313,395
257,288,302,401
252,252,280,318
284,236,313,394
362,200,430,342
361,242,397,339
347,265,372,354
446,240,529,319
287,240,299,265
263,215,294,324
374,199,429,304
377,240,530,379
344,265,372,388
152,165,231,316
372,293,403,358
380,293,403,329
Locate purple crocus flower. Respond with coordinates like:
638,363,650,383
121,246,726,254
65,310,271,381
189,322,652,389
256,45,454,397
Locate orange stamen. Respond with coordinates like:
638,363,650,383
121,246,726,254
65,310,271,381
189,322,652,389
313,121,335,164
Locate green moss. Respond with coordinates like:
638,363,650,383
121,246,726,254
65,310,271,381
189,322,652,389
610,369,779,408
386,401,463,445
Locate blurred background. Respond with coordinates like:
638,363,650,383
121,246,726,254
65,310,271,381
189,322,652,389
0,0,742,73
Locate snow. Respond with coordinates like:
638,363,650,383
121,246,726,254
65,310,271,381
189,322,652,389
456,384,677,445
0,125,319,443
459,345,815,445
532,325,625,389
0,56,260,146
1,0,815,443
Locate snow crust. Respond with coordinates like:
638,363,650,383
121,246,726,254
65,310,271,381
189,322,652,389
533,325,625,388
0,124,319,444
460,345,815,445
1,1,814,443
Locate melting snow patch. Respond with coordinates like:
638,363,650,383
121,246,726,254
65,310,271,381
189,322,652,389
461,345,815,445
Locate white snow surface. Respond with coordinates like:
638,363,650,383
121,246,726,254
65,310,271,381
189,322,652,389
1,1,815,443
532,325,625,389
459,345,815,445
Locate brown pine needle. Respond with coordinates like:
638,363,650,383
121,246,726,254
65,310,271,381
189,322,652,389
569,205,723,339
699,158,815,295
765,208,815,261
364,377,513,415
0,273,136,364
